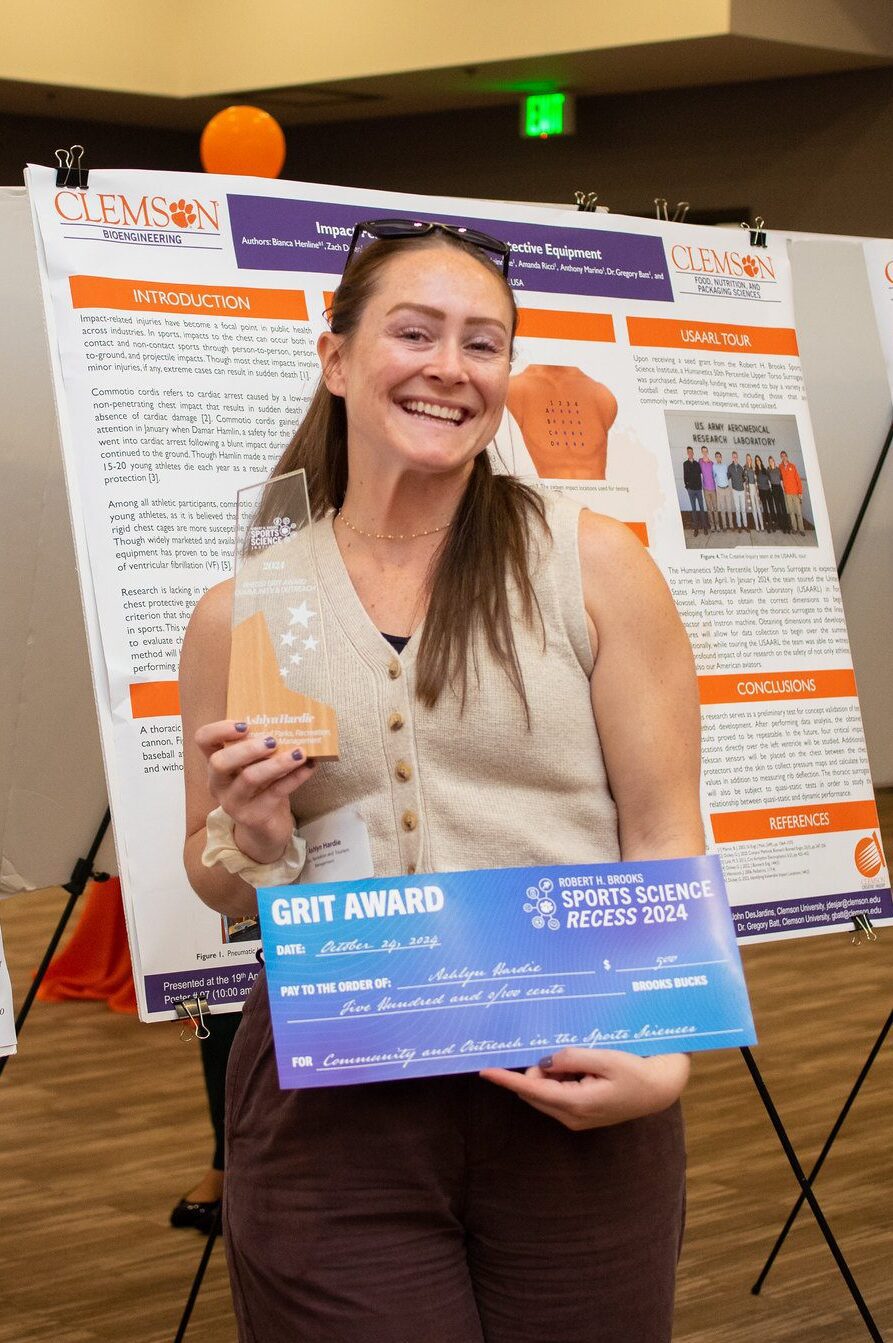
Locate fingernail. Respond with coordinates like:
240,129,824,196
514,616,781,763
291,749,304,762
264,737,277,749
538,1055,553,1070
234,722,248,732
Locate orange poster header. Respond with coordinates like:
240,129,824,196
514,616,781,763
712,799,878,844
516,308,615,343
130,681,181,718
627,316,798,356
699,669,857,705
70,275,308,321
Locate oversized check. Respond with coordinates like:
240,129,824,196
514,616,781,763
257,855,756,1089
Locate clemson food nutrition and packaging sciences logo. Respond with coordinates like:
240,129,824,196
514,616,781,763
670,244,776,297
854,832,886,880
523,878,561,931
53,190,221,243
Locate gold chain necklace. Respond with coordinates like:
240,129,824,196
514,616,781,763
337,510,452,542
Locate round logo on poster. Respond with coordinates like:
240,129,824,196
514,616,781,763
854,833,885,879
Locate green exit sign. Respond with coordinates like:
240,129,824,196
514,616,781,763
521,92,575,138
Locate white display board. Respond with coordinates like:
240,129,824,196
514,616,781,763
0,188,114,895
0,923,15,1057
23,166,891,1019
788,237,893,788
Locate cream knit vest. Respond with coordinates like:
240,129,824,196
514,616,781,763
289,490,619,876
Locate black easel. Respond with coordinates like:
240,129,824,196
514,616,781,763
747,415,893,1311
740,1047,884,1339
836,415,893,581
173,1210,222,1342
0,808,111,1079
752,1008,891,1294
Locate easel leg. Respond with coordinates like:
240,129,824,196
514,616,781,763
173,1209,221,1343
752,1010,892,1293
837,415,893,578
740,1047,883,1341
0,808,111,1080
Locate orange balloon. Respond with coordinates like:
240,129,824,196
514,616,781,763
200,105,286,178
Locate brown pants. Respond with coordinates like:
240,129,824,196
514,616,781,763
225,978,686,1343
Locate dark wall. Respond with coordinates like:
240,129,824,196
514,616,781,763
1,113,199,182
4,64,893,236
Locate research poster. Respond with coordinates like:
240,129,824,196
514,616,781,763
27,167,890,1019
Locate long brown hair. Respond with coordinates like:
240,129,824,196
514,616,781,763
269,233,548,717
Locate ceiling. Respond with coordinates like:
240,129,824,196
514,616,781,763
3,1,893,130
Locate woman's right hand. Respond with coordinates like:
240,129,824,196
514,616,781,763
194,720,316,864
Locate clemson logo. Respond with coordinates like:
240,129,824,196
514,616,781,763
854,832,885,879
740,255,760,278
169,199,197,229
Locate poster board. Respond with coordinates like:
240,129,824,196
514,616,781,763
860,239,893,389
0,188,113,895
0,923,15,1057
25,167,890,1019
788,237,893,789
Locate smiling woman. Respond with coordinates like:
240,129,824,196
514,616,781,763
263,228,548,713
177,221,703,1343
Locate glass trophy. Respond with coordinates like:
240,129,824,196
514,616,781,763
228,468,339,760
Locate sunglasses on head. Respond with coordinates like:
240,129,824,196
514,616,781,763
344,218,511,277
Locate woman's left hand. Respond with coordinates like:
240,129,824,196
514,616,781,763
480,1048,690,1131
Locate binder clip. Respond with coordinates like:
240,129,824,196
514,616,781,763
175,994,211,1041
742,215,767,248
851,913,877,945
55,145,89,190
574,190,599,213
655,198,690,223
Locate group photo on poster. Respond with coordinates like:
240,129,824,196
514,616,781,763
666,409,817,548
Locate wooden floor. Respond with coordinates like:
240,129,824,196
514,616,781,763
1,797,891,1343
